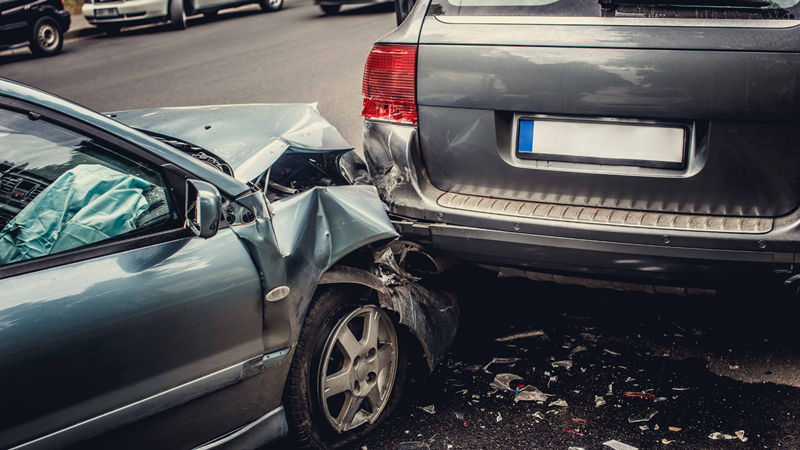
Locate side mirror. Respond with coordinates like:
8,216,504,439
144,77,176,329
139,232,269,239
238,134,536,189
185,179,221,239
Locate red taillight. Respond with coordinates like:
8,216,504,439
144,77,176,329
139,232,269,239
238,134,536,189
362,44,418,125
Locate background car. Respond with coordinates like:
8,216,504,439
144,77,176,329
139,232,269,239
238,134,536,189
0,0,70,56
81,0,283,32
314,0,392,16
362,0,800,295
0,79,457,449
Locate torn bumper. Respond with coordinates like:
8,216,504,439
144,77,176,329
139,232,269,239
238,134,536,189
363,120,800,289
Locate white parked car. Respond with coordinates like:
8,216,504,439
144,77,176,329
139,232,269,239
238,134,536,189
82,0,283,33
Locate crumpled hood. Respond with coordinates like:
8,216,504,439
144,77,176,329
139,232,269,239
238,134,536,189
111,104,353,183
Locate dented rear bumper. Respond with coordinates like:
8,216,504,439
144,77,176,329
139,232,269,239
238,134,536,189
363,120,800,289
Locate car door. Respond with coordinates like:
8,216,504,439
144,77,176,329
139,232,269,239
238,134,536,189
0,0,30,47
0,102,266,450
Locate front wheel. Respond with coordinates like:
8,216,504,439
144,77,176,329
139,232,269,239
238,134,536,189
320,4,341,14
285,288,407,449
170,0,187,30
259,0,283,12
29,16,63,57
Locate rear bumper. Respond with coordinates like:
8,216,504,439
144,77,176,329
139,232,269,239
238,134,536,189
82,0,167,24
363,120,800,289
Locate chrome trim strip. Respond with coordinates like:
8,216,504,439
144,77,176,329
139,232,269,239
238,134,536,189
192,406,289,450
438,192,774,234
435,15,800,29
11,355,264,450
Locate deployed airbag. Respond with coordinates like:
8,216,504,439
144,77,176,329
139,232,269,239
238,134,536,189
0,165,151,265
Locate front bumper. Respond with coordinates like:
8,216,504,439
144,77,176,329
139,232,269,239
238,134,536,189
363,120,800,289
82,0,167,24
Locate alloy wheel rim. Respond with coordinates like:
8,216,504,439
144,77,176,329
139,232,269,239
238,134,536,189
318,304,398,433
38,24,58,51
269,0,281,7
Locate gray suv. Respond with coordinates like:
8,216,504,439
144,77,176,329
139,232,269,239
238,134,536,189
362,0,800,294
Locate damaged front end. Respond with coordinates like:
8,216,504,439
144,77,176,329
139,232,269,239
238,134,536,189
114,104,458,371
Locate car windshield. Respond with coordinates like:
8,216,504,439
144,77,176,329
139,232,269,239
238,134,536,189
429,0,800,18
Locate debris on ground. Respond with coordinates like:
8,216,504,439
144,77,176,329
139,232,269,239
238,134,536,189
709,430,748,442
568,345,587,358
661,439,674,444
514,385,549,403
669,427,682,432
604,349,621,356
397,443,431,450
607,383,614,396
482,357,520,374
624,392,656,398
492,373,523,391
552,360,574,369
581,333,598,342
628,408,659,423
495,412,502,422
533,411,546,420
603,439,639,450
418,405,435,414
549,399,569,407
496,329,549,342
595,396,607,407
564,428,584,436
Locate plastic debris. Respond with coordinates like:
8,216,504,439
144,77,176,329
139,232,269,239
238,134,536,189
604,349,621,356
397,443,430,450
639,425,649,431
568,346,588,358
418,405,435,414
455,412,465,420
496,412,503,422
628,409,659,423
581,333,598,342
564,428,584,436
482,357,520,374
669,427,682,432
671,387,690,391
607,383,614,396
549,399,569,407
709,431,747,442
552,360,574,370
514,386,549,403
661,439,674,445
492,373,523,391
654,397,667,402
624,392,656,398
496,329,548,342
603,440,639,450
595,396,607,407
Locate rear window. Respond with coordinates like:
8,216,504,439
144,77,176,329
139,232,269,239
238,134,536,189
428,0,800,19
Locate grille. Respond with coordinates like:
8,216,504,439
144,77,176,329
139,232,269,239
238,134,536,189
438,192,773,234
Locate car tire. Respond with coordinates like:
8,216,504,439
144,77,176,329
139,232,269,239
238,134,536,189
259,0,283,12
170,0,187,30
29,16,63,57
284,287,407,450
320,4,341,14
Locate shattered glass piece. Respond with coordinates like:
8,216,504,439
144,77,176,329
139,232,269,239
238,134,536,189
418,405,435,414
568,346,587,358
552,360,573,370
482,357,520,374
736,430,748,442
492,373,523,391
604,349,621,356
496,329,548,342
628,409,659,423
603,440,639,450
496,412,503,422
514,386,549,403
549,399,568,407
595,396,607,407
581,333,598,342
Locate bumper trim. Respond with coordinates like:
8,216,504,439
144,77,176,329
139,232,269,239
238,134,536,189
439,192,774,234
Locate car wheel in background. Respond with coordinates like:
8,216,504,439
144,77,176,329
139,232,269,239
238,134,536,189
285,287,407,449
259,0,283,12
29,16,63,57
170,0,187,29
320,4,341,14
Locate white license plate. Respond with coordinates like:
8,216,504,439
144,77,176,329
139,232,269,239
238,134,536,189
516,119,686,168
95,8,119,18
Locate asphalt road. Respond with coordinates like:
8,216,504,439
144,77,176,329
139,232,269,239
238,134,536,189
0,0,397,150
353,269,800,450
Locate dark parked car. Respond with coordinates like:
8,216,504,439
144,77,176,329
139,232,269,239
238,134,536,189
0,78,458,449
362,0,800,295
0,0,69,56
